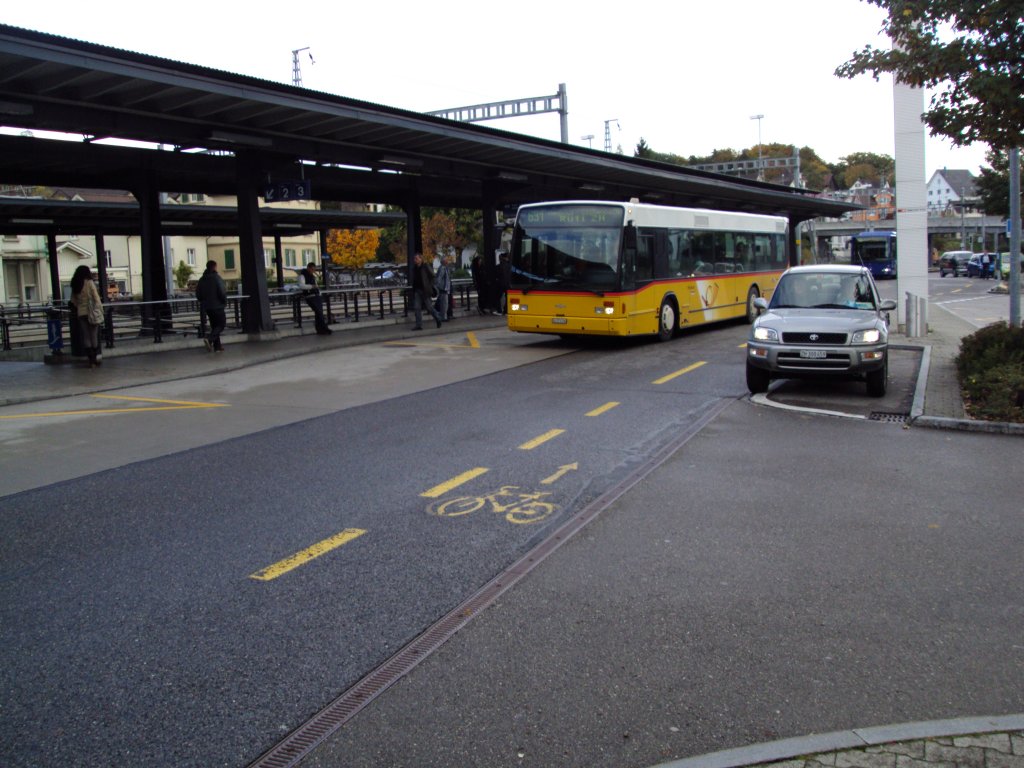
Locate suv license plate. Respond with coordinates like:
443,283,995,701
800,350,827,359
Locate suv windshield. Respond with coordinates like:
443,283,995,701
770,272,877,310
510,205,624,292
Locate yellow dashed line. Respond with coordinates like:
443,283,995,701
249,528,367,581
586,402,619,417
421,467,490,498
652,361,706,385
519,429,565,450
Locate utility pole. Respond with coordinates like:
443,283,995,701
750,114,764,181
1009,147,1021,327
604,119,619,153
291,47,313,87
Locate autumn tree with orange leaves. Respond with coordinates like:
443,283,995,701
325,228,382,269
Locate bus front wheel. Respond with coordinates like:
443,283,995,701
657,299,677,341
745,286,760,323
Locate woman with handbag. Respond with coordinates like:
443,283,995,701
70,265,104,368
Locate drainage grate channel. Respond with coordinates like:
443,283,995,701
869,411,909,424
247,397,733,768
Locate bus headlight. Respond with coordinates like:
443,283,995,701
511,302,526,312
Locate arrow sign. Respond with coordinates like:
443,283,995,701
541,463,578,485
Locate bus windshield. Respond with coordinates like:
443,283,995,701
511,204,624,292
853,239,891,263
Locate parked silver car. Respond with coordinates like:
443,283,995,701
746,265,897,397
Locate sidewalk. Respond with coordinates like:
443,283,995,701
0,306,509,407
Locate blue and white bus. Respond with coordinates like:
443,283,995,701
850,230,897,279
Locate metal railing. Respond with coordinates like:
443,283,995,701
1,279,480,353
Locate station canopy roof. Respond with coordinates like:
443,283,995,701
0,23,856,232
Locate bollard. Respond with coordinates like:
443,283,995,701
904,292,928,338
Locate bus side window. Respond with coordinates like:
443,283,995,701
752,235,771,271
734,235,752,271
635,228,655,283
691,231,715,275
669,229,690,275
653,229,670,279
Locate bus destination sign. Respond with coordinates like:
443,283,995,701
520,205,623,228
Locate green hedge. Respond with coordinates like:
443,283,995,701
956,322,1024,422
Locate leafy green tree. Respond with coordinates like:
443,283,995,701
173,260,193,289
976,150,1024,218
634,138,654,159
835,1,1023,151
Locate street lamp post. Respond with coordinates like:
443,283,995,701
750,114,764,180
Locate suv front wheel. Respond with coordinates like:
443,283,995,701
866,359,888,397
746,360,770,394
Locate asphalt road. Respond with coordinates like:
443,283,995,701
1,283,1020,768
1,319,757,766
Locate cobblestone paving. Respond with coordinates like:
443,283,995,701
769,732,1024,768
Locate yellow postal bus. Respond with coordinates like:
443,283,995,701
507,200,789,340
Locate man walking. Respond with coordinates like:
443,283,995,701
411,253,443,330
434,255,452,321
195,259,227,352
298,261,332,334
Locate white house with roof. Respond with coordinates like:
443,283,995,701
927,169,978,214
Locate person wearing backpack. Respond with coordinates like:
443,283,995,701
195,260,227,352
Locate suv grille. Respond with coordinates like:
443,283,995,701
782,332,847,344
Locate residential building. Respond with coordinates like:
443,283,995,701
0,189,330,304
927,168,978,214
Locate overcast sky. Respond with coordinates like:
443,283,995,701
4,0,991,180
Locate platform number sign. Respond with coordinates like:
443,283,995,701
264,179,311,202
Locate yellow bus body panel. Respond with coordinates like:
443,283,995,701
507,273,780,337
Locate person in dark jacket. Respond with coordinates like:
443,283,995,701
298,262,332,335
411,253,443,330
470,254,490,315
195,260,227,352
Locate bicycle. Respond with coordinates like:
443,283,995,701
430,485,557,525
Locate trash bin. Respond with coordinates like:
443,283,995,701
46,307,64,354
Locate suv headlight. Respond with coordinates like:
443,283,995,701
852,328,881,344
753,326,778,342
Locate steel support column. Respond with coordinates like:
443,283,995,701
404,190,423,281
274,235,284,289
94,232,107,299
46,233,59,302
137,183,168,305
235,151,273,334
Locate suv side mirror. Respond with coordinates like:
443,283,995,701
879,299,897,311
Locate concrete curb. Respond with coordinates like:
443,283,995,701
648,714,1024,768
